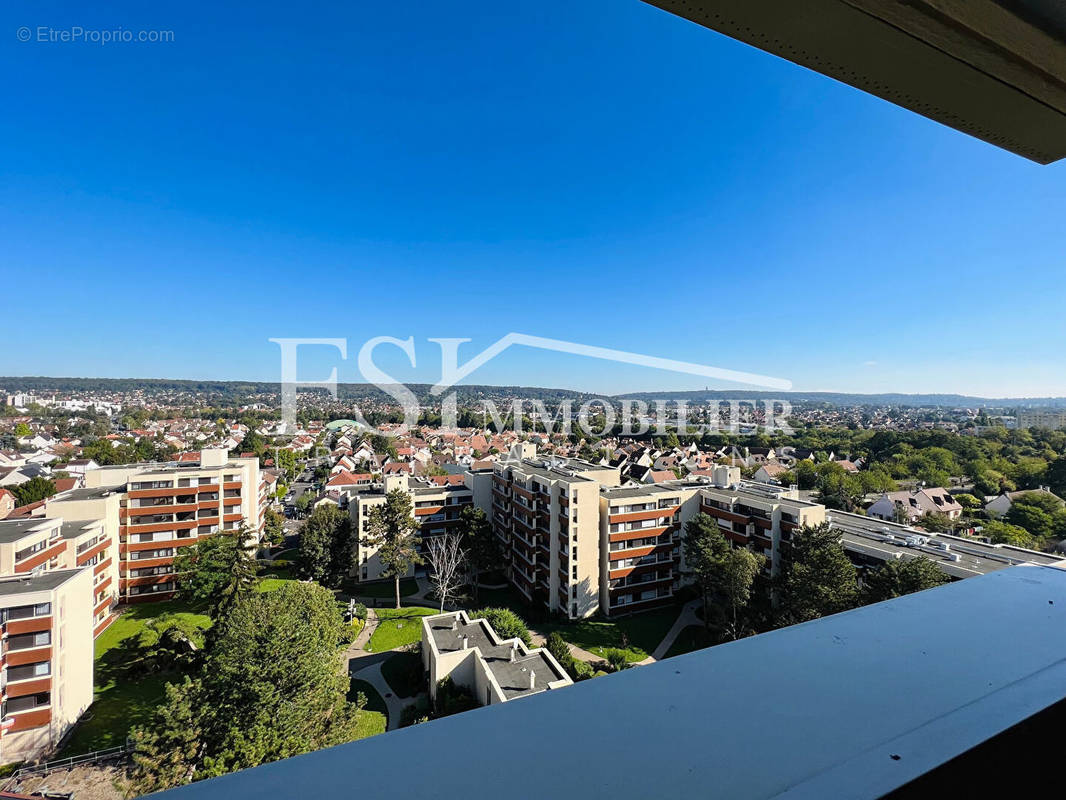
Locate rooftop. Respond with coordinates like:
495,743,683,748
829,510,1065,578
425,613,568,700
0,517,58,545
0,568,83,596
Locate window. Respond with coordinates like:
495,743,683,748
7,661,50,682
7,631,50,650
4,692,51,713
15,540,47,561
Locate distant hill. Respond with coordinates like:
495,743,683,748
2,376,1065,409
612,389,1066,408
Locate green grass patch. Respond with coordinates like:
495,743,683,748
663,625,714,659
62,600,212,755
543,607,679,663
381,651,424,698
256,576,297,593
348,578,419,599
94,599,210,660
349,678,388,737
366,607,436,652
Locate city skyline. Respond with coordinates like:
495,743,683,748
4,0,1065,396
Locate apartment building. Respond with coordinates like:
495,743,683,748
81,449,264,602
697,480,827,579
599,483,699,615
0,517,119,636
0,569,94,764
1017,408,1066,430
351,474,474,582
486,450,621,619
46,488,122,635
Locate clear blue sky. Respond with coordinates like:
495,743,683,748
3,0,1065,397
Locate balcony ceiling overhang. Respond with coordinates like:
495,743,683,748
642,0,1066,163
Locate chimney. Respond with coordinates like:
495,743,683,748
529,669,536,690
451,618,457,631
461,635,468,650
510,641,519,662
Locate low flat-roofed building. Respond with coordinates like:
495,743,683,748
422,611,572,707
827,510,1066,579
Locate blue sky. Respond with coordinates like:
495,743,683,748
3,0,1065,397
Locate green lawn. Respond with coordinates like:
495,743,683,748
349,678,388,736
366,607,437,652
62,600,212,755
348,578,419,599
380,651,425,698
256,576,298,593
663,624,714,659
542,607,680,663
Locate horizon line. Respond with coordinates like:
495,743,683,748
1,374,1065,403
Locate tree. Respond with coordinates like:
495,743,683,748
472,607,532,647
294,493,313,515
130,676,212,791
545,631,583,681
981,519,1035,548
275,448,297,481
919,512,952,533
263,508,284,546
719,547,765,640
776,522,858,625
131,583,363,793
13,422,32,438
1005,503,1054,539
126,614,209,674
425,533,466,612
173,527,258,620
298,504,351,586
861,557,950,605
682,513,730,630
11,476,56,506
459,506,502,604
363,489,423,609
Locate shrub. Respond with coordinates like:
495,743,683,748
353,602,367,621
472,607,532,648
400,705,430,728
572,659,594,681
435,677,478,717
601,647,632,672
545,631,580,680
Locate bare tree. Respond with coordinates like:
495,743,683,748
425,532,466,613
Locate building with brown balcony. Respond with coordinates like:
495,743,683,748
0,515,120,638
81,449,263,603
0,568,94,764
599,483,700,615
350,473,475,583
697,481,827,579
483,448,620,619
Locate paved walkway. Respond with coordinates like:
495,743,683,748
345,608,379,660
527,628,602,664
637,599,702,665
349,657,417,731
